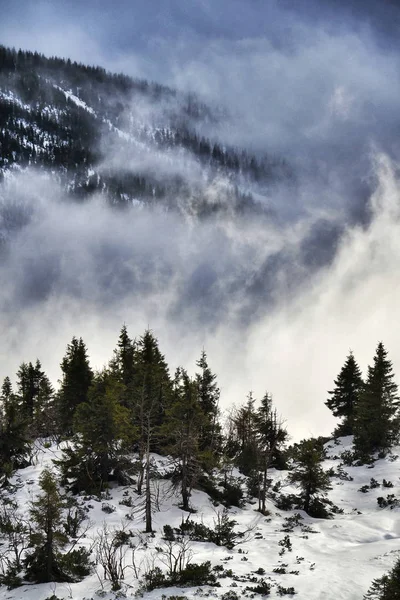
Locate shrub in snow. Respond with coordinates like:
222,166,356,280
24,468,93,584
376,494,400,509
382,478,394,488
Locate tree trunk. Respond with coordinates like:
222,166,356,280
304,484,311,514
181,455,190,511
144,439,152,533
137,439,145,495
46,519,53,582
261,458,268,514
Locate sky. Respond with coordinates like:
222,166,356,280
1,0,400,439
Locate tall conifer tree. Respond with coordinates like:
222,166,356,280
132,330,171,494
232,392,259,476
16,360,45,420
354,342,400,457
58,337,93,435
289,438,331,516
109,324,135,407
195,350,222,461
0,377,30,484
255,393,287,514
162,367,205,511
325,351,363,436
59,370,135,494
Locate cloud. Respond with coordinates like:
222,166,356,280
1,153,400,441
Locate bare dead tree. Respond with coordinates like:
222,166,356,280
95,524,129,591
158,537,194,580
0,501,30,576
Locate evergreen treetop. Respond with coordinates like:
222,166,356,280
326,351,363,437
364,557,400,599
58,336,93,435
354,342,400,457
289,438,332,515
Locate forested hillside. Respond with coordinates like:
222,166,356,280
0,46,290,214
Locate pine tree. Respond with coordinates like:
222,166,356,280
58,337,93,435
364,557,400,599
195,350,222,463
354,343,400,457
132,330,172,495
162,367,205,511
254,393,287,514
232,392,259,476
109,324,135,407
325,351,363,436
16,360,44,420
59,370,135,494
32,372,55,438
24,468,91,583
0,376,13,406
289,438,331,516
24,468,68,582
0,377,30,485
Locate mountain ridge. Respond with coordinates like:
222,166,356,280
0,45,291,215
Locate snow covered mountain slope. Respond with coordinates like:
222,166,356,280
0,46,290,215
2,436,400,600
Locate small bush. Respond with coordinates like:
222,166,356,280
327,465,353,481
246,579,271,595
279,535,293,552
176,561,217,586
377,495,400,509
101,503,116,514
281,514,303,532
113,529,131,547
119,496,134,507
197,476,244,508
178,510,240,549
221,592,240,600
275,494,298,511
0,563,23,589
213,564,224,573
143,561,217,591
383,479,394,488
340,450,357,466
308,497,339,519
64,498,88,537
59,546,93,580
143,566,167,590
277,585,296,595
163,524,176,541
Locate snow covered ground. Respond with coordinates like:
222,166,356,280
2,436,400,599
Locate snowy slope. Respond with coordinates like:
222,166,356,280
2,437,400,600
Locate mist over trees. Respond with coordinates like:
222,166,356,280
0,45,290,215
